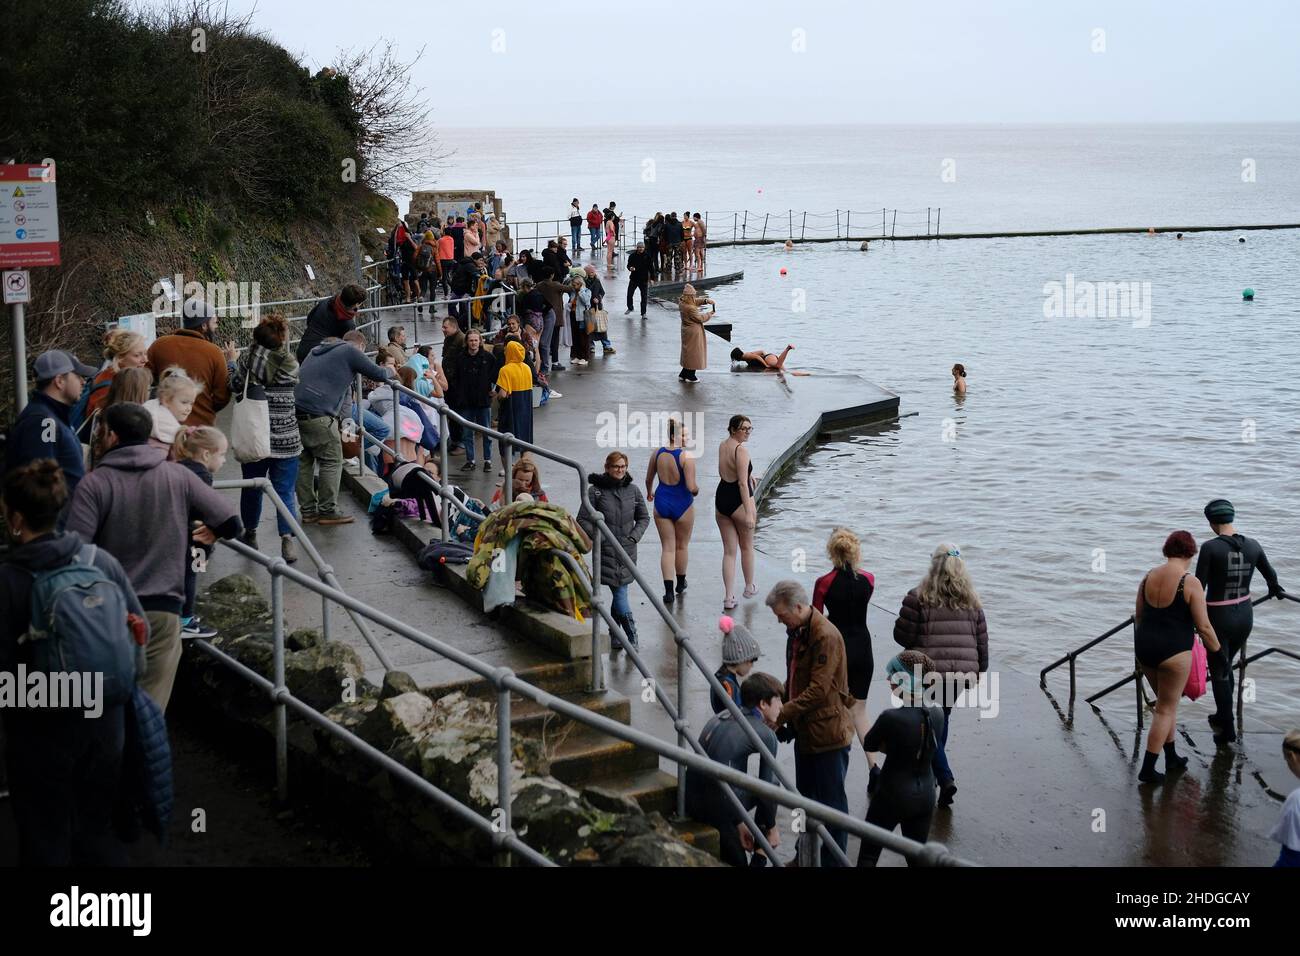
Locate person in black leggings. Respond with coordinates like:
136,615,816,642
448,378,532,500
1196,499,1285,744
857,650,943,866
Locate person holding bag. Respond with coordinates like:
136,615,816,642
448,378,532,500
229,313,302,562
582,264,615,355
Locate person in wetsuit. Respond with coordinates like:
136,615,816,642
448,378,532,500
814,528,880,794
645,417,698,605
685,672,784,867
1133,531,1221,784
1196,499,1285,744
857,651,944,866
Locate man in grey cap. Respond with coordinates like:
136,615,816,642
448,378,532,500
145,296,236,426
712,616,762,713
3,349,98,503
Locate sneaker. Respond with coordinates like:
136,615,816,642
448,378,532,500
624,309,633,315
484,461,492,472
460,461,476,472
316,513,355,526
603,346,617,354
552,363,566,371
181,617,219,640
238,529,258,548
548,390,563,399
280,535,298,564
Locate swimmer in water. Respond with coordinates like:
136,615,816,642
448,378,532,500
731,345,794,371
952,363,967,394
783,240,794,252
1176,233,1184,240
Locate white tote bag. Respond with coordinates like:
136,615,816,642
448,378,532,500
230,364,272,463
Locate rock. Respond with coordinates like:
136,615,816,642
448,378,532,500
512,779,597,853
196,574,275,639
287,628,322,651
284,641,369,712
381,670,420,700
360,692,437,752
317,698,379,767
580,785,644,817
604,833,722,867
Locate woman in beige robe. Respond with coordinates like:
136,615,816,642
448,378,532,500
678,284,716,382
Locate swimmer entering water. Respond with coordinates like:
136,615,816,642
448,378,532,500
952,363,967,394
783,240,794,252
731,345,794,371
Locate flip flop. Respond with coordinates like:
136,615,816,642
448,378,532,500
742,584,759,599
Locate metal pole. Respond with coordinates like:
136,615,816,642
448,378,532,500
761,214,769,241
892,210,897,237
390,379,401,473
272,569,288,803
846,210,850,237
1135,662,1144,729
788,209,792,238
438,405,450,541
11,303,27,414
1068,655,1076,711
936,208,941,236
836,209,841,239
676,637,687,818
742,211,747,240
354,374,366,475
881,207,885,237
502,437,513,505
733,213,737,242
496,683,513,867
801,211,806,240
589,531,605,692
322,593,331,642
928,207,931,235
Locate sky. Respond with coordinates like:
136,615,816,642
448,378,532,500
146,0,1300,127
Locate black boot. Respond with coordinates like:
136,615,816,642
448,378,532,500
675,574,687,594
623,614,639,649
1163,741,1189,772
663,580,675,605
1138,749,1165,784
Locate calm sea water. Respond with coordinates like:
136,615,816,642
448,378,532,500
429,123,1300,233
434,125,1300,724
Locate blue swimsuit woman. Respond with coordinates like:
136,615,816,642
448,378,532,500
646,419,698,605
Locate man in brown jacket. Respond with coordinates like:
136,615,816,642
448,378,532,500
766,579,854,866
146,298,234,426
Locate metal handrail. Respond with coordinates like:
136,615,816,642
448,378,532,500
202,481,973,866
1041,590,1299,728
374,378,859,866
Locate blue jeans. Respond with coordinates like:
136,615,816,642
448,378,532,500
794,745,851,866
571,221,582,249
460,406,492,463
589,226,601,249
351,405,392,474
241,457,301,536
610,584,630,617
931,706,954,785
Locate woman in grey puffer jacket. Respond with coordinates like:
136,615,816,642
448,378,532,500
893,543,989,808
578,451,650,649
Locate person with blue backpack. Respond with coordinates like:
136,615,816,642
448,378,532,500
0,459,146,865
3,350,98,511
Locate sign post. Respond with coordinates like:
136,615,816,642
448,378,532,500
1,164,60,414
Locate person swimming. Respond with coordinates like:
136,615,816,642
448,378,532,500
952,363,967,394
731,345,794,371
646,417,699,605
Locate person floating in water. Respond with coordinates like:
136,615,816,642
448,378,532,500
952,363,967,394
731,345,793,371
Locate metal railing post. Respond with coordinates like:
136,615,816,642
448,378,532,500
676,636,687,818
928,207,931,235
892,209,897,237
390,380,401,471
438,404,450,541
801,211,806,240
732,212,737,242
502,436,513,505
1135,662,1144,728
881,208,885,236
836,209,841,238
496,680,513,867
272,568,288,804
761,213,768,241
788,209,792,238
1068,654,1076,711
846,209,851,236
322,593,331,642
353,373,366,476
742,211,747,240
589,530,605,692
936,208,941,235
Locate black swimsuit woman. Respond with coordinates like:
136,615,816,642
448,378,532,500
715,415,757,609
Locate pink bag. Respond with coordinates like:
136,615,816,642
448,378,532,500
1183,636,1208,700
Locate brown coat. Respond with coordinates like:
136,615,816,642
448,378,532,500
146,329,231,427
779,607,855,754
679,301,709,371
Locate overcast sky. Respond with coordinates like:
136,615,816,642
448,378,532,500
154,0,1300,126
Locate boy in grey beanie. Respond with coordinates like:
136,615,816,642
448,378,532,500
712,615,762,713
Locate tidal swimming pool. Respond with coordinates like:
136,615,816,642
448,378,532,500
702,231,1300,726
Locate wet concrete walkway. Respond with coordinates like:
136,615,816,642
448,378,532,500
210,247,1294,866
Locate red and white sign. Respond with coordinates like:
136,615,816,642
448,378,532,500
0,164,60,268
3,270,31,304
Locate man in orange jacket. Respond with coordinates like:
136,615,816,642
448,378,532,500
145,298,235,427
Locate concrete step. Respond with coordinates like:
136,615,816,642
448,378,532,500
507,692,632,744
668,816,721,859
427,658,595,700
548,733,662,788
584,767,677,815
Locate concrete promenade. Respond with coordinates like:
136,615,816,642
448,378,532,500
211,247,1293,866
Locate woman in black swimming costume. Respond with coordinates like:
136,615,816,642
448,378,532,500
1133,530,1221,785
715,415,757,609
729,345,794,371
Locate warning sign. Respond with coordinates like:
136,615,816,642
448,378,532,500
0,165,59,268
4,270,30,304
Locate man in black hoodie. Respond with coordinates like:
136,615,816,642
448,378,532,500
1,460,146,864
296,284,366,362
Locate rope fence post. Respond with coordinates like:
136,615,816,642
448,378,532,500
801,211,807,240
761,213,768,241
